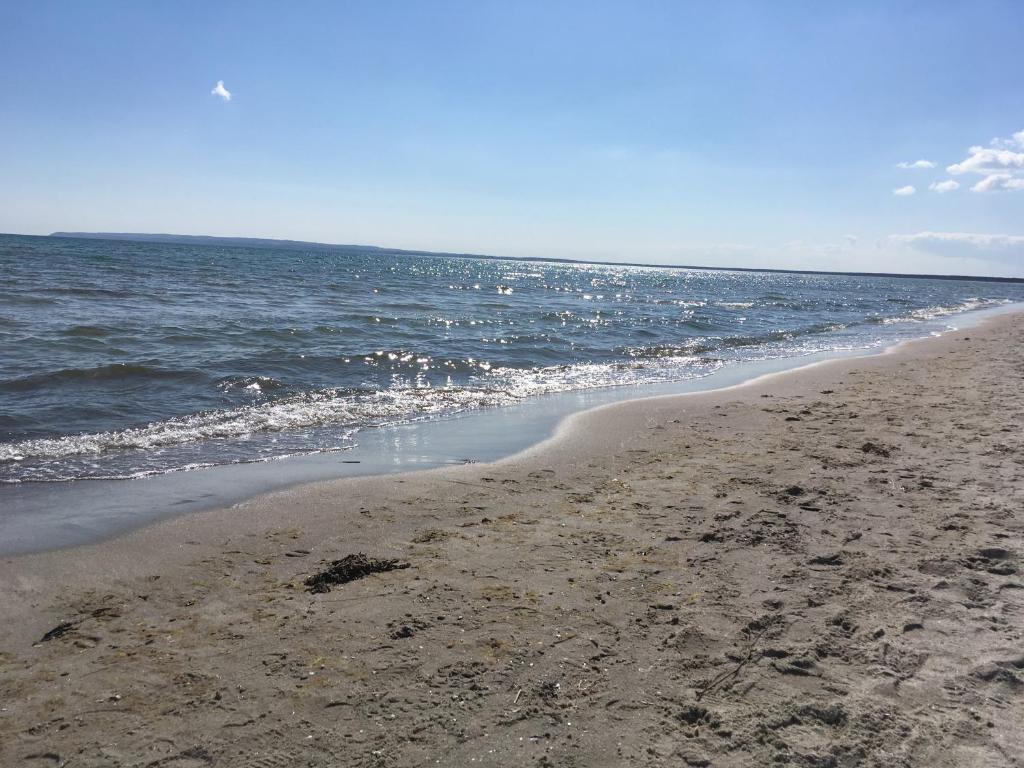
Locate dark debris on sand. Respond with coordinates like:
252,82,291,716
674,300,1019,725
304,553,411,593
35,621,77,645
860,440,892,457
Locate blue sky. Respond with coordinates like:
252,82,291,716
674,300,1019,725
1,1,1022,276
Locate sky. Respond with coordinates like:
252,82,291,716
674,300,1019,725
1,1,1023,277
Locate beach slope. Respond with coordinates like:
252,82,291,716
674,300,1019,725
2,314,1022,767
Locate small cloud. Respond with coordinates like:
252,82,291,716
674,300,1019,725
844,234,859,246
896,159,936,169
971,173,1024,193
928,179,960,193
892,185,916,196
211,80,232,101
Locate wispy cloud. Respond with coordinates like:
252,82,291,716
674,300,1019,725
928,179,959,193
896,159,936,169
990,129,1024,150
971,173,1024,193
891,231,1024,261
892,185,916,196
211,80,232,101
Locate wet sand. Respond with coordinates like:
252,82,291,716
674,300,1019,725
1,312,1022,767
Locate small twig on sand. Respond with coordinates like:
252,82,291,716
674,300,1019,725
74,707,138,717
695,624,773,701
319,592,393,603
514,689,523,704
80,663,123,678
696,650,760,701
446,479,521,494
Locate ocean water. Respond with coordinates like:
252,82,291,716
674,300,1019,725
1,233,1021,484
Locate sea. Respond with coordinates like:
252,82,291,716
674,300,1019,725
2,233,1023,487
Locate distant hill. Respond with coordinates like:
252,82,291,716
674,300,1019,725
47,232,1024,284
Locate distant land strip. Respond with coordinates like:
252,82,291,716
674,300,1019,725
44,231,1024,284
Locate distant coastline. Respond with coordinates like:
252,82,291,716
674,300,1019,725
46,231,1024,284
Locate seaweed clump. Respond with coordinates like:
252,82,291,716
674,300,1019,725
305,553,410,593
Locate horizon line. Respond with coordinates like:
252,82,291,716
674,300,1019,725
7,230,1022,285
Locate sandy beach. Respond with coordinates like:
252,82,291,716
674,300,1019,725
2,311,1022,767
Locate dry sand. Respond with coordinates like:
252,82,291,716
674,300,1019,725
1,312,1022,767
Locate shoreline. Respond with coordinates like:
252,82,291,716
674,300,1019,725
486,301,1017,465
2,310,1022,766
3,301,1019,556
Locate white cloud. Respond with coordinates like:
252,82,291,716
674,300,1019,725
892,185,916,196
971,173,1024,193
896,159,936,169
891,231,1024,262
928,179,959,193
211,80,232,101
944,130,1024,192
947,146,1024,175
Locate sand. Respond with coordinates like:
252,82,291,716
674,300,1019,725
1,312,1022,767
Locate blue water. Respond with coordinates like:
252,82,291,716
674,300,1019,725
2,233,1022,484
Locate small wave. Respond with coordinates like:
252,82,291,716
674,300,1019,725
40,286,140,299
0,386,519,464
654,299,707,308
0,445,362,483
621,341,717,358
60,324,111,338
0,363,203,392
721,334,777,349
2,294,58,306
909,297,1008,320
621,318,851,360
868,297,1008,325
216,375,286,393
482,356,722,400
